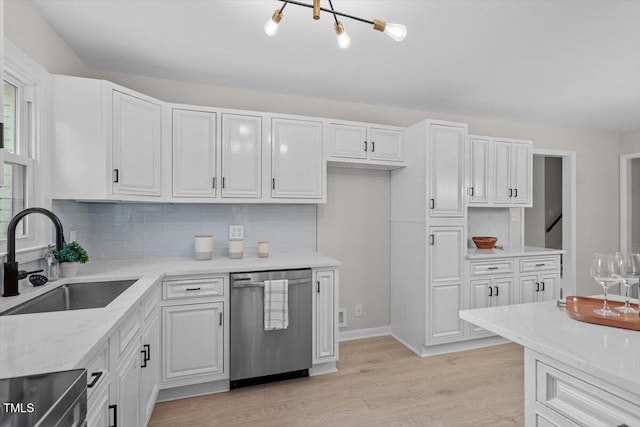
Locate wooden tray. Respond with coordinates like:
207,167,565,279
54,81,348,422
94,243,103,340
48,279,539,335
564,296,640,331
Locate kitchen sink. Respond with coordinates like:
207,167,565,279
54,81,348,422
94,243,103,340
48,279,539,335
0,279,137,316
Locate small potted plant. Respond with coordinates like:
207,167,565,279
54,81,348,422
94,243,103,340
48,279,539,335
54,241,89,278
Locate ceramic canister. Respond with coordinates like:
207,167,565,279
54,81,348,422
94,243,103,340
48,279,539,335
194,235,213,260
229,239,244,259
258,241,269,258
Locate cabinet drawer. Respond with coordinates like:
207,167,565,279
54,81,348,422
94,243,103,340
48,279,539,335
142,282,160,319
116,309,141,355
521,257,558,273
163,277,224,300
86,343,109,401
470,260,514,276
536,361,639,427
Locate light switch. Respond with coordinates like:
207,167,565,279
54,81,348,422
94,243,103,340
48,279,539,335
510,208,520,222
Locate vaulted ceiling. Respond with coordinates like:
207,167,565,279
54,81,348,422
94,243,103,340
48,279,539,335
32,0,640,132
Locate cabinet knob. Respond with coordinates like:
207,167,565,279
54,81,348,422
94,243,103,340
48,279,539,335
371,141,375,152
494,286,499,296
429,199,435,209
429,234,435,245
509,188,513,197
514,188,518,198
469,187,475,197
364,141,367,152
489,286,493,297
109,404,118,427
113,169,119,183
535,282,540,292
541,281,545,291
87,371,103,388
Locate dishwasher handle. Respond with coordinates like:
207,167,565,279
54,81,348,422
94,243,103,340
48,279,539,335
232,278,311,288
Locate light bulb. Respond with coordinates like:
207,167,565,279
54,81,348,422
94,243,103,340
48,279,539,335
384,22,407,42
334,21,351,49
264,9,283,37
372,19,407,42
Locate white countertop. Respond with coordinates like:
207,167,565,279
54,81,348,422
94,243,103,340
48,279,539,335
0,252,340,379
466,245,565,260
459,299,640,394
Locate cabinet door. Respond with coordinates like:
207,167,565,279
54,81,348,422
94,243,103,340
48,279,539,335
538,274,558,302
162,302,224,382
511,141,532,205
272,118,323,199
520,274,539,304
112,90,162,197
139,310,160,427
313,270,336,362
469,137,490,204
469,279,492,335
429,283,464,342
86,381,110,427
429,227,464,284
492,139,512,204
115,341,141,427
221,114,262,198
329,123,367,159
429,124,466,217
172,109,217,198
369,127,403,162
493,277,514,307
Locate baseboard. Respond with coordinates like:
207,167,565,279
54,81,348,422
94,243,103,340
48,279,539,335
419,336,511,357
156,380,229,402
309,361,337,376
390,332,424,357
339,325,392,342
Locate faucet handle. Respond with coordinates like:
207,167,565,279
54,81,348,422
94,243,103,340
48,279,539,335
17,269,43,280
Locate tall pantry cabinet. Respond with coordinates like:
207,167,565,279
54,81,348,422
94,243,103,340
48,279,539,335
390,120,468,355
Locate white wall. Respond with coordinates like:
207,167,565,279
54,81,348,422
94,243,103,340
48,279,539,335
621,130,640,155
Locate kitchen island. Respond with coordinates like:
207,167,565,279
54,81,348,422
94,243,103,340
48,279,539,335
460,299,640,427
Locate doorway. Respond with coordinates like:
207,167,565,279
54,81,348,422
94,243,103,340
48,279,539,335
524,150,576,297
620,153,640,298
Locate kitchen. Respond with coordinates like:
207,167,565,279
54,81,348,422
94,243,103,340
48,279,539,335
0,1,638,426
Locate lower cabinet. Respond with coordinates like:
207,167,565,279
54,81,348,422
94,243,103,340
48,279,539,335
469,277,513,336
312,269,339,364
140,310,160,426
162,302,224,382
86,378,111,427
520,273,558,303
114,339,142,427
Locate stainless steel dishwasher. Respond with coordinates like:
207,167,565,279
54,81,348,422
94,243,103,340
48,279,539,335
230,269,312,389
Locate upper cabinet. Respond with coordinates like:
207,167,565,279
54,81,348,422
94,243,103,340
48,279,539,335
469,135,533,207
272,118,323,199
52,76,163,201
327,122,404,169
428,123,467,218
221,114,262,198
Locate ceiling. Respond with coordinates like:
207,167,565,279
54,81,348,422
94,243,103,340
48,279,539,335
32,0,640,132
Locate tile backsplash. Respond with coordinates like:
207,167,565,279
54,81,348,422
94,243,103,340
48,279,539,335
467,207,510,249
53,201,317,262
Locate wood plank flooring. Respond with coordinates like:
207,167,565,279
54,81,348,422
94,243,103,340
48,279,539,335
149,336,524,426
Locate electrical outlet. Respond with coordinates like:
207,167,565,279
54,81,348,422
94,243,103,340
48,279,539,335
510,208,520,222
229,225,244,240
355,304,363,317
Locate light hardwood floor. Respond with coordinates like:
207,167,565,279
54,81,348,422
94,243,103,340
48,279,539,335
150,336,524,426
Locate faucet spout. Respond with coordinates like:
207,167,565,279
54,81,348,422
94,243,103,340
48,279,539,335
3,208,66,297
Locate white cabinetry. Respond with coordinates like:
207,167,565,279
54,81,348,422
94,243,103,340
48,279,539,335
470,135,532,207
52,75,164,201
160,275,228,388
85,343,111,427
519,256,560,303
172,109,217,198
390,119,469,355
312,269,338,364
114,337,142,427
271,118,324,199
469,277,514,336
327,122,404,168
140,309,160,426
221,114,262,198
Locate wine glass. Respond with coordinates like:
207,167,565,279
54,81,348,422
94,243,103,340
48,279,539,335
590,253,621,317
615,252,640,314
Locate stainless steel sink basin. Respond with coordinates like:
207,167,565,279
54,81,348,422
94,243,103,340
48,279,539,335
0,280,137,316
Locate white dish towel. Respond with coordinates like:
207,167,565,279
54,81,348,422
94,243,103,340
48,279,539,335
264,279,289,330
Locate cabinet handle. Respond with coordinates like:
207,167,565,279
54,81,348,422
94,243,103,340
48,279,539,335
514,188,518,198
488,267,499,270
113,169,119,183
535,263,546,267
495,286,499,296
87,371,102,388
430,199,435,209
429,234,435,245
364,141,367,152
469,187,474,196
144,344,150,362
212,177,216,189
541,281,545,291
509,188,513,197
317,281,320,293
222,177,226,189
371,141,375,152
109,404,118,427
219,312,223,326
272,178,276,190
489,286,493,297
186,287,201,291
535,282,540,292
141,348,148,368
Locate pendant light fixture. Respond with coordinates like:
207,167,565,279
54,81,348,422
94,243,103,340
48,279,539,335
263,0,407,48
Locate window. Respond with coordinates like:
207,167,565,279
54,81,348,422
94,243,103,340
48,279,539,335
1,75,35,240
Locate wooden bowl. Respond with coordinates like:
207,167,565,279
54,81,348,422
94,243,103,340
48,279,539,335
472,236,498,249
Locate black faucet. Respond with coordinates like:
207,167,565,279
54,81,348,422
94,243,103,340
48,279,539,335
3,208,65,297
